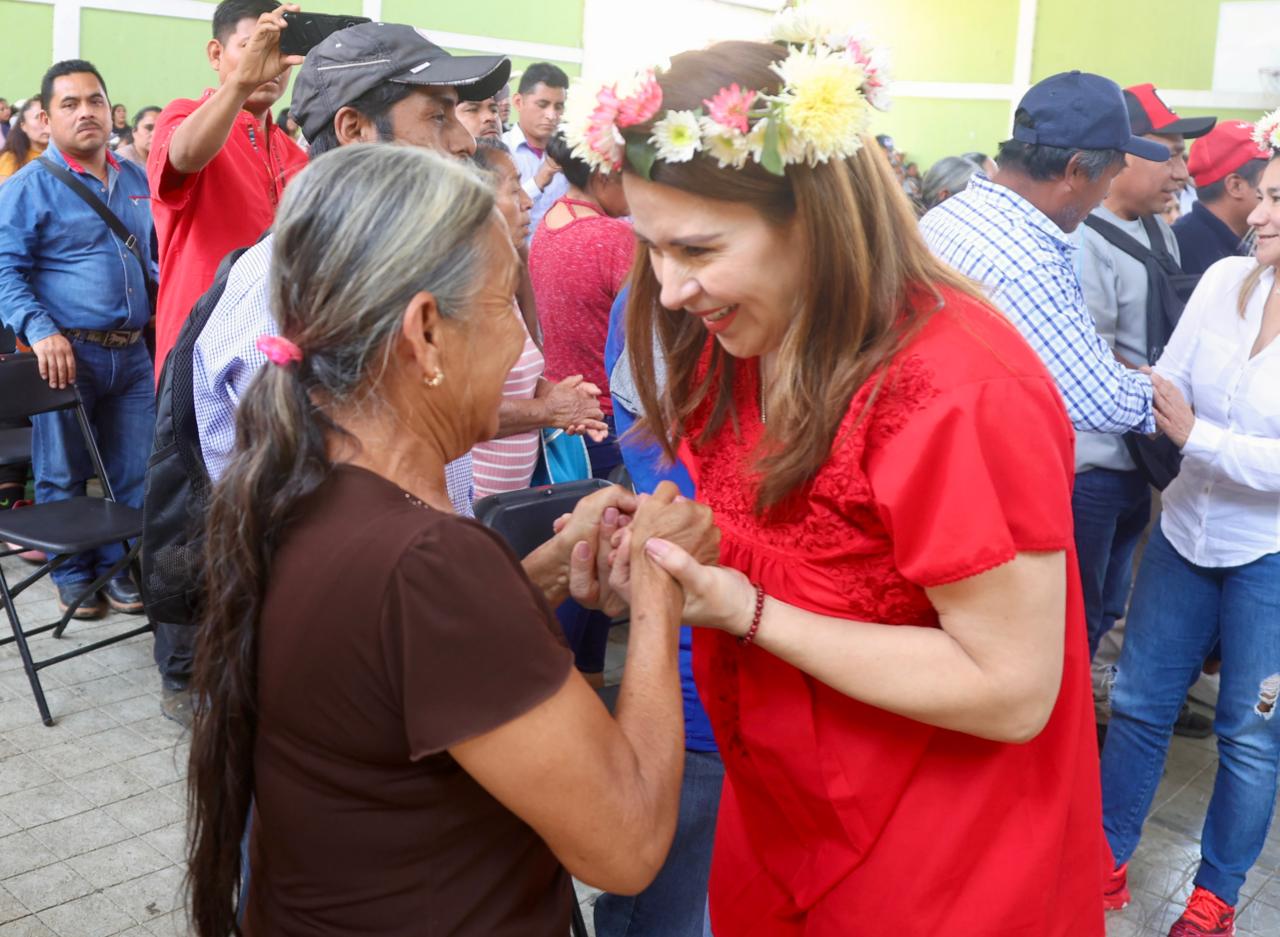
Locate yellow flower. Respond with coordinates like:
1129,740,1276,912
773,47,870,164
700,116,751,169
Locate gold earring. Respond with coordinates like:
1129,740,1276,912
424,370,445,388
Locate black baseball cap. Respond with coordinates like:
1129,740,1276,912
1010,71,1170,162
1124,84,1216,139
291,22,511,141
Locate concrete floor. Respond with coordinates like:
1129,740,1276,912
0,554,1275,936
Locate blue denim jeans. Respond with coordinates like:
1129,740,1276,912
1100,525,1280,905
29,340,154,588
1072,467,1152,659
595,749,724,937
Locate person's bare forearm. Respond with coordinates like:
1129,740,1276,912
522,540,571,607
605,559,685,881
496,396,551,438
747,599,1059,742
167,81,253,175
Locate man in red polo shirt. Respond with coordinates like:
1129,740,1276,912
148,0,308,372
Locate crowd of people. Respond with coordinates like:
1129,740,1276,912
0,2,1277,936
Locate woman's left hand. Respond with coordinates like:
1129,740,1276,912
611,534,754,634
1152,373,1195,448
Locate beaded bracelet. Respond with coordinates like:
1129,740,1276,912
738,583,767,647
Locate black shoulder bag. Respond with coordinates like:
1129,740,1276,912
35,157,158,315
1082,214,1196,490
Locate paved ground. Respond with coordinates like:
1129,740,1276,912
0,553,1274,936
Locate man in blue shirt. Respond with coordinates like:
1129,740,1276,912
1173,120,1270,277
0,60,155,619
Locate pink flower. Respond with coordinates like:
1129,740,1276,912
703,84,757,136
615,72,663,127
846,38,872,69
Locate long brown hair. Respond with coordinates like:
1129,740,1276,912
1,96,43,167
1238,154,1280,316
186,145,496,936
623,42,987,511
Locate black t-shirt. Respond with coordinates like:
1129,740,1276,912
246,464,574,935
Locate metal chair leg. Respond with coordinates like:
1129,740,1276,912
0,570,53,726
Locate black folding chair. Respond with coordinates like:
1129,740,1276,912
0,353,153,726
474,478,612,559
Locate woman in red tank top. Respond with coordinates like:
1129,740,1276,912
570,20,1108,937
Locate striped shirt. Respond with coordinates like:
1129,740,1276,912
471,308,545,499
919,174,1155,436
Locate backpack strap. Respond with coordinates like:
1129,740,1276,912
36,157,156,297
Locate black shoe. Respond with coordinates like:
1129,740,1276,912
1174,702,1214,739
57,581,106,620
102,577,144,614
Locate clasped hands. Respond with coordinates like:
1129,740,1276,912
1141,368,1195,448
546,483,758,636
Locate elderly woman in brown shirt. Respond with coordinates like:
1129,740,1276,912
186,144,716,936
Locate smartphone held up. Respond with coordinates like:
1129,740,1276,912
279,11,372,57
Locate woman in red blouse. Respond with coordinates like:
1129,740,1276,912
600,39,1107,937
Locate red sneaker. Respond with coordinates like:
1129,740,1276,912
1169,887,1235,936
1104,862,1130,911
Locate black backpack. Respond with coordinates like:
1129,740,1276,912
1082,214,1197,490
140,244,254,627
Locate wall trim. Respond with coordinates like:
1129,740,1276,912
11,0,583,65
894,81,1276,112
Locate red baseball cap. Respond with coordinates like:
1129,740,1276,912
1187,121,1271,188
1124,84,1216,139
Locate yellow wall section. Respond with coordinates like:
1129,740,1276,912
850,0,1020,85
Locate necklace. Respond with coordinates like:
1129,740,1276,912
760,379,767,425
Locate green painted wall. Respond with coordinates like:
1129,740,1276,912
0,1,54,101
80,10,213,113
385,0,583,48
870,98,1011,165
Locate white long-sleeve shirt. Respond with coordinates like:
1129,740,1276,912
1155,256,1280,567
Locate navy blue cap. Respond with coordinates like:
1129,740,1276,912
1011,71,1170,162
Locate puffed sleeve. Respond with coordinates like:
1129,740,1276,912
866,375,1077,588
380,517,574,759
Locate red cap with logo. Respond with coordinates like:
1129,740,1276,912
1123,84,1217,140
1187,121,1271,188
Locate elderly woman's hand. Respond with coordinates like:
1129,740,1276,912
1152,373,1195,448
606,484,720,605
538,484,637,617
540,375,609,441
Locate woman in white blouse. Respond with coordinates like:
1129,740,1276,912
1099,152,1280,932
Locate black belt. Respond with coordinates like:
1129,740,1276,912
63,328,142,348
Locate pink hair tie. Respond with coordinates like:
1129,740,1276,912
256,334,304,367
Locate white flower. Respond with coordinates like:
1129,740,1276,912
561,79,601,151
699,116,751,168
769,4,854,49
650,110,703,163
1254,109,1280,153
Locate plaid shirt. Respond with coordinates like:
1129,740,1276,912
920,175,1154,435
192,235,476,515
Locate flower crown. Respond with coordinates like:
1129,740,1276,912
561,4,891,178
1254,108,1280,153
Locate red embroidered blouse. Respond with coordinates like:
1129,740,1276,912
682,288,1105,936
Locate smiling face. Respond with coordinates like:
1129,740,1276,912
46,73,110,160
1247,157,1280,269
438,216,525,447
623,172,806,361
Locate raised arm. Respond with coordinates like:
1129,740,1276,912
166,6,302,175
